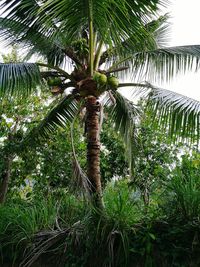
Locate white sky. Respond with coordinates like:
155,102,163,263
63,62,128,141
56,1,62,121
1,1,200,100
162,0,200,100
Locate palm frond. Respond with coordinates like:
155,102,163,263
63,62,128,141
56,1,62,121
151,14,171,48
19,96,79,153
0,63,42,97
105,91,140,174
0,0,55,35
23,95,79,143
129,45,200,83
100,14,170,69
115,81,200,143
148,85,200,142
137,13,171,50
0,17,66,66
70,113,90,194
29,0,165,47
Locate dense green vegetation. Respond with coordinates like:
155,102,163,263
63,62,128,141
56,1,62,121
1,166,200,267
1,0,200,266
1,88,200,266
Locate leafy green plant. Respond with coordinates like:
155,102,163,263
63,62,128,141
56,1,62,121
104,180,141,226
166,154,200,220
0,199,56,263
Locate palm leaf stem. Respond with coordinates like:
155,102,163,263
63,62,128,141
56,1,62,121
108,56,132,71
118,83,150,88
106,66,129,74
64,47,83,67
37,63,71,79
88,0,94,76
94,40,104,71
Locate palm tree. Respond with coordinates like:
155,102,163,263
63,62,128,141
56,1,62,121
1,0,200,207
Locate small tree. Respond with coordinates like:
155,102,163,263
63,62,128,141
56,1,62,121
0,46,51,203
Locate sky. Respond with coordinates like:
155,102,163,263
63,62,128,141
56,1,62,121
162,0,200,100
1,1,200,100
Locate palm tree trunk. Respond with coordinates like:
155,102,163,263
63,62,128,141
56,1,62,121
85,96,103,208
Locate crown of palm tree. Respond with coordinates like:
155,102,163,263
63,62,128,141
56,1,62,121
1,0,200,175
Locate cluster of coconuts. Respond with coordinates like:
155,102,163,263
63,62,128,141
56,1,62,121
47,77,63,95
93,72,119,92
77,72,119,98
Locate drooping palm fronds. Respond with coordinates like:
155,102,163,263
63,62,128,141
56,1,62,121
105,91,140,173
116,81,200,143
148,86,200,142
0,0,68,66
150,14,171,48
127,45,200,83
0,17,66,66
24,95,79,142
0,0,56,37
0,63,42,97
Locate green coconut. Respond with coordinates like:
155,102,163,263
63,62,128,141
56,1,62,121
47,77,62,86
98,74,107,85
53,77,62,86
108,76,119,89
47,78,55,86
93,72,101,82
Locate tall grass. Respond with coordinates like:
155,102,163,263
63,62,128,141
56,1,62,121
104,180,142,225
0,193,89,265
163,158,200,221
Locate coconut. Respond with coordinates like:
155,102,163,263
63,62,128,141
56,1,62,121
53,77,62,86
98,74,107,85
108,76,119,89
93,72,101,82
47,77,62,86
47,78,55,86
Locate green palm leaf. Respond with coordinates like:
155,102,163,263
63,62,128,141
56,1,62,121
0,63,42,97
106,91,140,173
151,14,170,48
148,86,200,142
100,14,170,68
0,0,56,35
128,45,200,82
0,9,66,65
30,0,163,46
116,81,200,143
24,95,79,142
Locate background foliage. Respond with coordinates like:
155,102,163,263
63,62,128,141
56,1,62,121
1,43,200,267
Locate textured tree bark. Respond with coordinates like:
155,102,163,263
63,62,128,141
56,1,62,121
85,96,103,208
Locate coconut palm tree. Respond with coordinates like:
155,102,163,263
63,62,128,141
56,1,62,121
1,0,200,207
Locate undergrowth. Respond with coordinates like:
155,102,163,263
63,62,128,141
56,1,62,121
1,177,200,267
